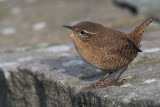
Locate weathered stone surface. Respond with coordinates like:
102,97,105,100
0,0,160,106
0,30,160,107
1,55,160,107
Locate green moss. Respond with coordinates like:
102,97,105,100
58,78,81,86
131,58,160,67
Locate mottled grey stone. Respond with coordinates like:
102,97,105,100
0,57,160,107
0,0,160,107
0,30,160,107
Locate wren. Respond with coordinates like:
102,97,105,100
63,17,154,88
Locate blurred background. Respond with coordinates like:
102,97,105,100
0,0,160,71
1,1,160,106
0,0,160,54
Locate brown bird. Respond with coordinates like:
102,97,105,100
63,17,155,88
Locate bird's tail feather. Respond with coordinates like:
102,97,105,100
128,17,155,47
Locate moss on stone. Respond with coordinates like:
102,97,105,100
134,58,160,66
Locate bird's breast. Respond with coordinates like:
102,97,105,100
74,39,134,71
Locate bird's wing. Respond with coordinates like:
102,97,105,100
99,29,142,57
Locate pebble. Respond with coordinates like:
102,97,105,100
143,79,157,84
121,83,132,88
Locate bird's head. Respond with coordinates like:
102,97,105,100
63,21,104,43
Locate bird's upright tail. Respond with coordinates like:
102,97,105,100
128,17,155,47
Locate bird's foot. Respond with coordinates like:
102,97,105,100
88,79,112,88
88,78,126,88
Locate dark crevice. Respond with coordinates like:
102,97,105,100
55,83,61,106
113,0,138,15
71,91,103,107
22,72,32,107
34,75,47,107
0,70,9,107
68,87,75,107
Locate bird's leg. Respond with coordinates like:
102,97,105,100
88,67,127,88
107,70,125,86
88,72,111,88
98,73,111,82
95,71,125,88
98,67,128,88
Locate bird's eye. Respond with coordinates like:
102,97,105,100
80,31,85,35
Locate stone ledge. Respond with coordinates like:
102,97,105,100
0,56,160,107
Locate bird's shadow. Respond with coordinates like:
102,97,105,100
39,56,109,81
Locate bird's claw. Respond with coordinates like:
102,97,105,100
88,79,126,88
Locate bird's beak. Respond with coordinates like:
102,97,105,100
63,25,74,30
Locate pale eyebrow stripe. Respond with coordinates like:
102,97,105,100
82,30,96,34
